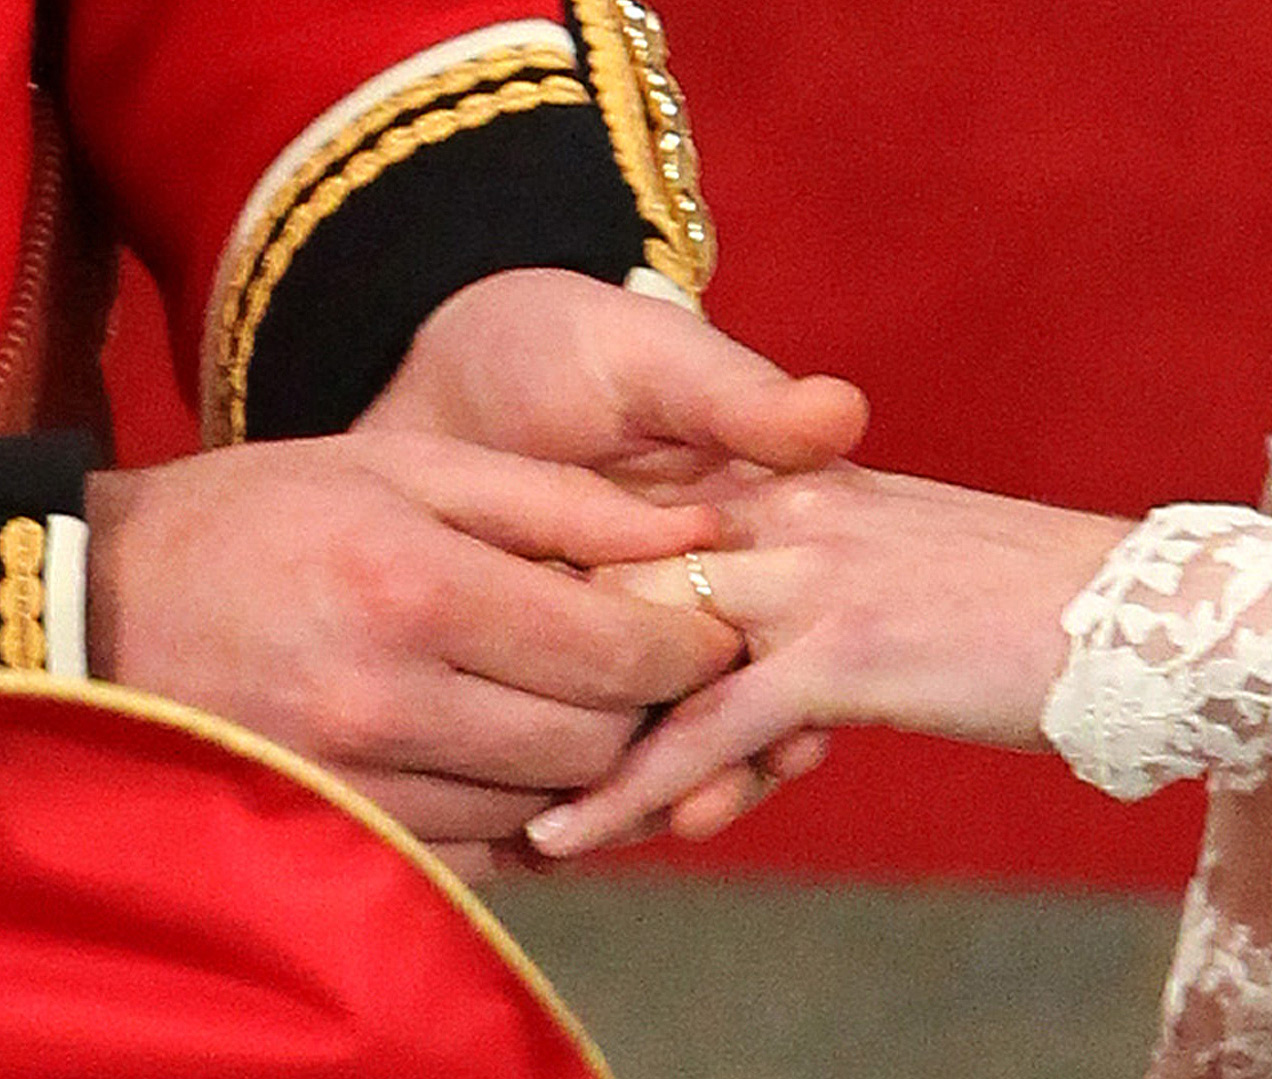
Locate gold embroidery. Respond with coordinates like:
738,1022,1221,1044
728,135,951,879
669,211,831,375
0,517,45,671
209,46,583,446
573,0,716,297
220,46,574,319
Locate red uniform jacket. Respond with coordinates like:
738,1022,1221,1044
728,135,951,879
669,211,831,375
0,1,709,1073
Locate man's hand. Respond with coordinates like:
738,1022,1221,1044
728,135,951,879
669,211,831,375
357,269,868,482
85,430,741,877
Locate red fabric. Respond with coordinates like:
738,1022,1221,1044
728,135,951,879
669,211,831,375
0,690,601,1078
0,0,32,321
101,249,198,463
63,0,561,396
592,0,1272,893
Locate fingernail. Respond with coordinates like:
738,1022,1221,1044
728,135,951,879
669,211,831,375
525,807,577,857
777,734,832,781
795,737,831,778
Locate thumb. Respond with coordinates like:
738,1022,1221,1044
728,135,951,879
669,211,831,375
617,304,869,470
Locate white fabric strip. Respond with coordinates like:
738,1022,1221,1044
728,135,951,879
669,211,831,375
199,18,577,438
624,266,696,311
42,514,89,679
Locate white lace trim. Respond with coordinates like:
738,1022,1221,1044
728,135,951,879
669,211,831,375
1041,504,1272,801
1153,811,1272,1079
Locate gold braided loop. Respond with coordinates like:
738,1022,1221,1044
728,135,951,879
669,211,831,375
0,517,45,671
574,0,716,295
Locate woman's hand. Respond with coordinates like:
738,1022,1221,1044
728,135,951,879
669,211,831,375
527,465,1134,857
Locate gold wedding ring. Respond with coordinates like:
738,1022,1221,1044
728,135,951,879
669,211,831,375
684,551,718,615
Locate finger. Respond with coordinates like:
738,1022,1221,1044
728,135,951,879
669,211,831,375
666,731,829,841
526,654,811,856
762,729,832,782
616,306,869,469
342,768,553,841
708,465,1021,543
602,455,773,506
594,811,669,850
324,663,644,788
357,432,722,566
591,547,809,634
668,761,777,842
413,533,745,709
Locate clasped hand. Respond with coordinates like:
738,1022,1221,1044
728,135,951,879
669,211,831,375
87,268,1137,874
85,270,866,878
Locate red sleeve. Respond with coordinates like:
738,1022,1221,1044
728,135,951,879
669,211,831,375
61,0,561,392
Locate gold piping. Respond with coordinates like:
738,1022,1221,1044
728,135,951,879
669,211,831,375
208,46,581,446
573,0,678,241
0,671,614,1078
221,45,575,316
571,0,716,296
0,95,64,424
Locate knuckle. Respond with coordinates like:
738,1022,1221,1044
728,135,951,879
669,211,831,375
310,681,401,763
773,483,837,530
400,570,460,638
821,603,890,678
330,532,457,645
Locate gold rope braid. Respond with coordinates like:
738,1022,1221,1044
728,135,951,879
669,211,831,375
0,517,45,671
219,46,574,315
572,0,716,296
212,66,589,445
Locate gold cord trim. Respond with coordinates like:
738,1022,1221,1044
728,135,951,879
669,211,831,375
210,46,583,446
0,672,614,1078
0,518,46,670
572,0,716,297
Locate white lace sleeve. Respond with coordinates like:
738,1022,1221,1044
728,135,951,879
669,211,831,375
1149,808,1272,1079
1040,504,1272,801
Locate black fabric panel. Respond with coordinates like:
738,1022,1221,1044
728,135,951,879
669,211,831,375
0,430,99,521
245,102,653,440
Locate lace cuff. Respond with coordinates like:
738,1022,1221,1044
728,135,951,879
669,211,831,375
1041,504,1272,801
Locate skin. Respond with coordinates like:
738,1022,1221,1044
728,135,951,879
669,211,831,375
86,270,869,877
362,269,866,476
521,455,1272,1079
526,464,1135,857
